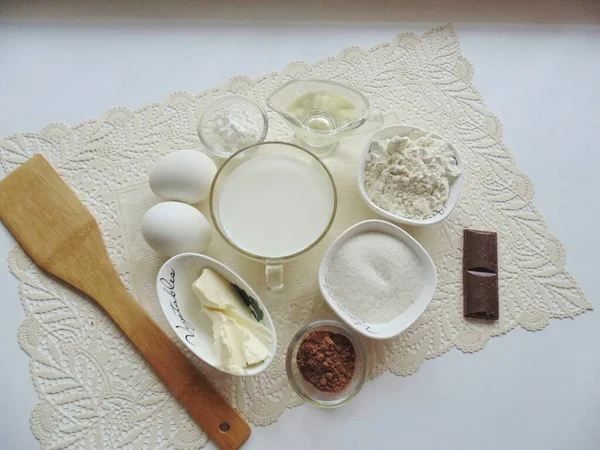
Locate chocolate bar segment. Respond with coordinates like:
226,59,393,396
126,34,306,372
463,229,498,273
463,229,499,320
464,271,499,319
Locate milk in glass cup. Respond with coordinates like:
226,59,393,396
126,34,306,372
209,141,337,291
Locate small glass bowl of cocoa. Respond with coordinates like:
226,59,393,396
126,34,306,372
286,320,366,407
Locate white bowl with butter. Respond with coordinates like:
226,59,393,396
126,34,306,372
156,253,277,376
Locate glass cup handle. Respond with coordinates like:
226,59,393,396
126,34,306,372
265,263,284,291
368,108,384,127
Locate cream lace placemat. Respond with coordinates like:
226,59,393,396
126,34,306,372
0,25,591,449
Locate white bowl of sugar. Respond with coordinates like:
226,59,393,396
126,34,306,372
318,220,437,340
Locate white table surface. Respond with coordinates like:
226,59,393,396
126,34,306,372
1,16,600,450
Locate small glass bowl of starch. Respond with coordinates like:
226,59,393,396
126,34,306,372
198,95,269,158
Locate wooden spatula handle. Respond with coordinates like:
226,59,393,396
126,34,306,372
0,155,250,449
99,275,251,450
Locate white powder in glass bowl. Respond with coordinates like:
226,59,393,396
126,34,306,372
198,95,267,157
213,109,262,153
325,231,425,324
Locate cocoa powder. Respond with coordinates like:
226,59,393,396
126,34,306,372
296,330,355,393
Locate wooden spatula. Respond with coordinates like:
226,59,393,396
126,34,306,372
0,154,251,450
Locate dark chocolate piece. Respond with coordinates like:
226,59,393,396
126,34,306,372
464,229,498,273
464,271,499,319
463,229,499,320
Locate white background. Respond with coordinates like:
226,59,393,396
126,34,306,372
1,3,600,449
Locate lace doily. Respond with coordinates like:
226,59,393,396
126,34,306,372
0,25,591,449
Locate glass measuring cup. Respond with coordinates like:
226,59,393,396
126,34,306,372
209,141,338,291
267,79,383,157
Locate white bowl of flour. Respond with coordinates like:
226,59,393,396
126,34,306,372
319,220,437,339
358,125,464,226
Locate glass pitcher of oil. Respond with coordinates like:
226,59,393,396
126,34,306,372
267,79,383,157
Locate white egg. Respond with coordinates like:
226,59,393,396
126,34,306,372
149,150,217,204
141,202,212,257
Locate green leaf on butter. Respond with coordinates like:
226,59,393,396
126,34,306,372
230,283,264,322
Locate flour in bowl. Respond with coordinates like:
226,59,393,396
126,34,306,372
213,109,262,153
364,132,461,220
326,231,425,324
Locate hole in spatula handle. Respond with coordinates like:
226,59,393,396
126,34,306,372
219,422,231,432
